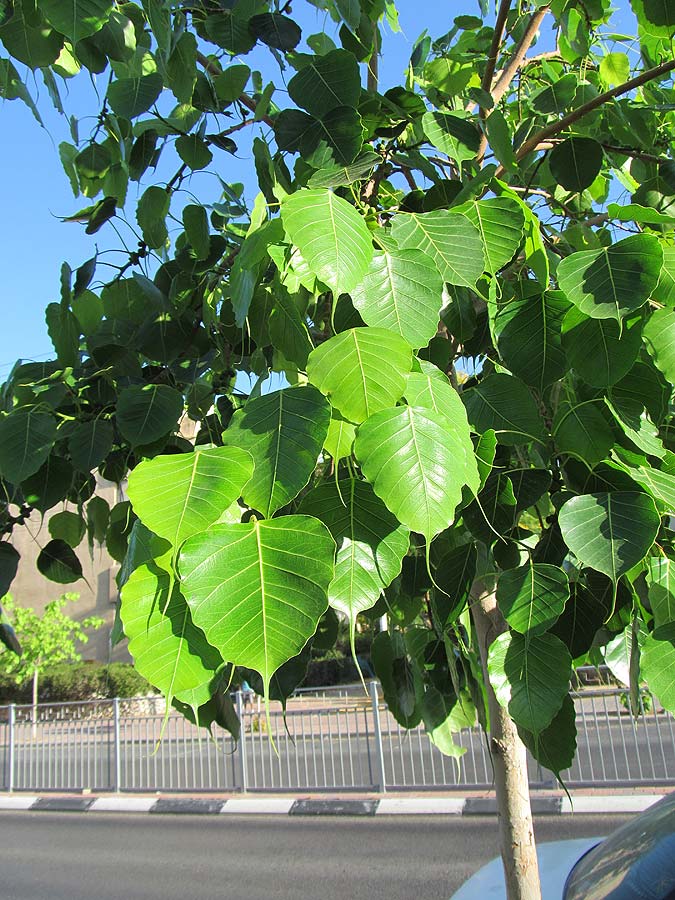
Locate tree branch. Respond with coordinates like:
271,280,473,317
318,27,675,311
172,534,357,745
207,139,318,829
477,6,550,161
482,0,513,96
195,51,275,127
367,25,379,93
491,6,550,107
498,56,675,174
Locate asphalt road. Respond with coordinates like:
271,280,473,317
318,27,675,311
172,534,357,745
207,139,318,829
0,812,633,900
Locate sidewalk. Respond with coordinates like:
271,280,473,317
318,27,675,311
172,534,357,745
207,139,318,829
0,788,669,817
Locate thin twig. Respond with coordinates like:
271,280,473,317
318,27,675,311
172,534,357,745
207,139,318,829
482,0,513,97
477,6,550,160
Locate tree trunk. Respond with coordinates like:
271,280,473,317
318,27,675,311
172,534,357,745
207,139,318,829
471,590,542,900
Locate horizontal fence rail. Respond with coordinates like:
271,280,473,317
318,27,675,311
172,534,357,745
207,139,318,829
0,679,673,793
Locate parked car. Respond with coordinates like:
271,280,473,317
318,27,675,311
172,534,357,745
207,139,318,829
451,792,675,899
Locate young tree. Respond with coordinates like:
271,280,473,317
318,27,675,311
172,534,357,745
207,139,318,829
0,594,103,721
1,1,675,896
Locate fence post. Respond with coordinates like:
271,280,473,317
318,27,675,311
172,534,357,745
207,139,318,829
112,698,121,793
7,704,15,793
235,691,248,792
368,681,387,793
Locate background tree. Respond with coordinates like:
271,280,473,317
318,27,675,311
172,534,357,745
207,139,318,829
2,1,675,897
0,594,103,722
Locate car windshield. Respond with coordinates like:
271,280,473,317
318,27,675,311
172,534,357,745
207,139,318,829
564,794,675,900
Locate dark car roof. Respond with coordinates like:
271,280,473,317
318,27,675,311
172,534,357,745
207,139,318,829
564,792,675,900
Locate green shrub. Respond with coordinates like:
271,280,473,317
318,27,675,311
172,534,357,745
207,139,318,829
0,662,156,705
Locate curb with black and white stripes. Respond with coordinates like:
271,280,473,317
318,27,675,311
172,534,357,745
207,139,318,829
0,794,666,816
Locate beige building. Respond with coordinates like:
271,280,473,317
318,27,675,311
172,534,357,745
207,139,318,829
9,476,131,663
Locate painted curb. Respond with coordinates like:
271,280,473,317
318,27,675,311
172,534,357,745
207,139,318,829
0,794,667,816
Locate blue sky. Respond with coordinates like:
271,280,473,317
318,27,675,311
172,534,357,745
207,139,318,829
0,1,634,380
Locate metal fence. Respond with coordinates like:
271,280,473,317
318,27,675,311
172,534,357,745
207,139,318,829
0,681,673,793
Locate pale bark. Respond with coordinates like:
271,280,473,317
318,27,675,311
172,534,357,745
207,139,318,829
471,590,542,900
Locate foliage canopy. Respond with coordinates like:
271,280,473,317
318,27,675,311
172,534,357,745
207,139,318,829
1,0,675,799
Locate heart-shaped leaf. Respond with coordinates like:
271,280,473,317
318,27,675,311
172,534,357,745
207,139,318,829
281,189,373,296
127,447,253,548
121,551,222,706
222,386,330,518
558,492,660,581
557,234,663,322
391,210,485,287
355,405,479,543
463,374,546,445
307,327,412,424
116,384,183,447
488,631,572,733
350,247,443,349
179,515,335,693
0,407,56,484
300,478,410,640
497,563,569,636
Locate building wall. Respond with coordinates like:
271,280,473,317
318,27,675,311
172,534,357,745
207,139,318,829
8,476,131,664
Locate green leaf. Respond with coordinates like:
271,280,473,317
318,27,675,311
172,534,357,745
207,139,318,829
39,0,112,43
647,557,675,631
462,374,546,446
45,302,80,367
488,631,572,733
175,134,213,171
107,73,163,119
558,492,660,581
641,634,675,715
497,562,569,636
287,49,360,117
486,109,517,172
182,204,210,261
355,404,479,543
300,478,410,633
605,396,665,459
627,464,675,513
86,495,110,548
214,64,250,103
599,51,630,87
391,210,485,288
323,411,356,462
281,189,373,296
222,386,331,518
422,111,481,164
553,400,614,467
268,289,313,368
0,542,20,597
67,419,114,472
136,185,170,249
307,327,412,424
74,142,111,180
0,3,63,69
643,307,675,384
495,291,569,392
454,198,525,275
37,539,83,584
180,516,335,692
432,543,476,628
350,247,443,349
405,365,471,425
49,510,86,548
249,12,301,51
121,551,222,705
549,138,604,193
557,234,663,322
422,686,474,758
116,384,183,446
335,0,361,32
562,308,642,387
552,580,611,659
166,31,197,104
518,694,577,777
127,447,253,549
0,407,56,483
